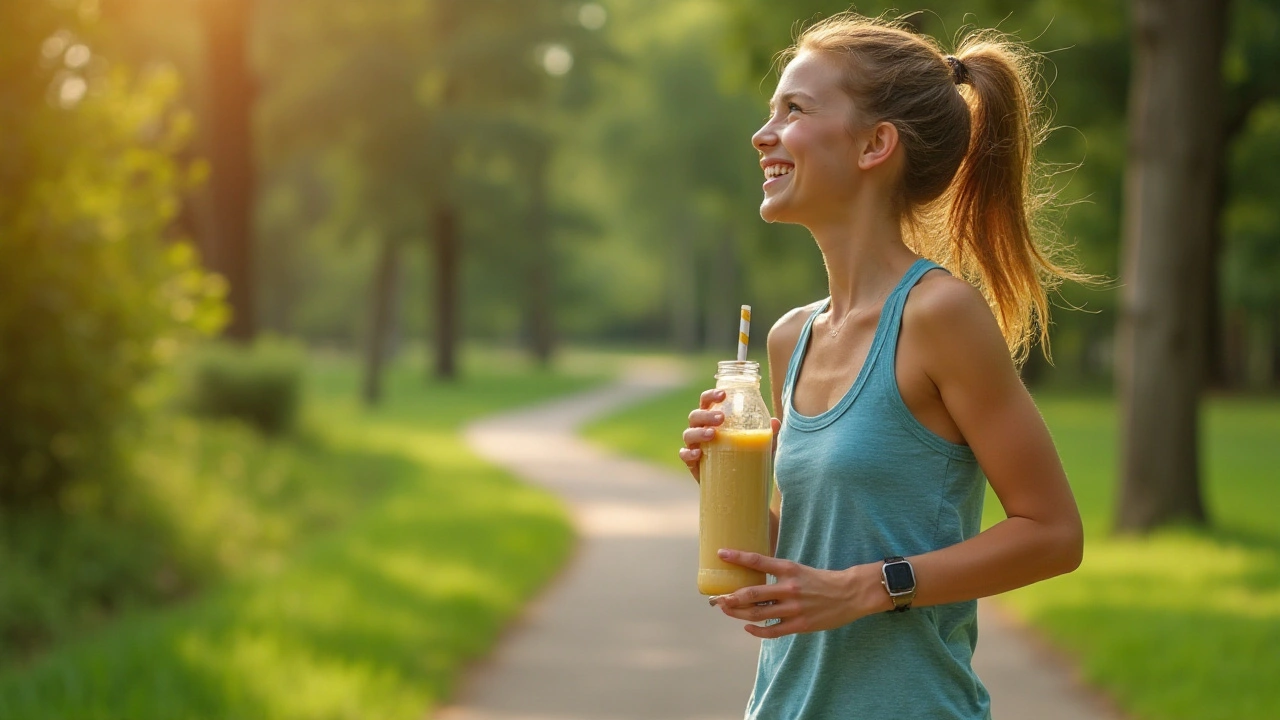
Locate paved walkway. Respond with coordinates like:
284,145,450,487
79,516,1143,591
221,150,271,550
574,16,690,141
437,364,1123,720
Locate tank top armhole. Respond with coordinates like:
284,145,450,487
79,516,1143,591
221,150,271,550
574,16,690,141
879,265,978,463
780,301,828,413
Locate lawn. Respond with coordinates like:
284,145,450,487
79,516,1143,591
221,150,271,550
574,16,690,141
0,351,603,719
583,382,1280,720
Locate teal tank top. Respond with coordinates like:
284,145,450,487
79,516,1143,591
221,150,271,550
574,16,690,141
746,258,991,720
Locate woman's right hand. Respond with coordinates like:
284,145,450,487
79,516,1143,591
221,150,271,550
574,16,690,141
679,388,725,483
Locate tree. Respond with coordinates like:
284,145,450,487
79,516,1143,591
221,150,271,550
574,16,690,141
0,1,225,505
199,0,257,341
1115,0,1230,532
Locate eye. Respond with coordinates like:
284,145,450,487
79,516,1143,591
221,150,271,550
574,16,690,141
787,102,803,113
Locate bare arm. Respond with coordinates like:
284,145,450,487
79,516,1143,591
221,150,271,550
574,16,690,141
899,279,1083,608
764,308,808,553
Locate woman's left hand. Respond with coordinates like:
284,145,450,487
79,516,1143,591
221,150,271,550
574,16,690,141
711,549,890,638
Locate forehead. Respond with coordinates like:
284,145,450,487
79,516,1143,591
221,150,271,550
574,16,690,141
773,51,846,99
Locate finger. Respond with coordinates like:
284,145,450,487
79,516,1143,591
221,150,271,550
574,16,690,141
683,426,717,447
699,388,727,410
771,417,781,452
686,409,724,429
678,447,702,480
719,599,796,623
745,617,806,640
717,549,791,575
715,581,790,612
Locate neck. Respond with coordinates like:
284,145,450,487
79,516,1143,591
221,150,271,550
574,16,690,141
806,191,917,318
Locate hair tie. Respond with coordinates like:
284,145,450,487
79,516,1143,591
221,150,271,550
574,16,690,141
945,55,969,85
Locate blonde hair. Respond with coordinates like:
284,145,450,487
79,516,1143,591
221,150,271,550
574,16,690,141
784,12,1086,365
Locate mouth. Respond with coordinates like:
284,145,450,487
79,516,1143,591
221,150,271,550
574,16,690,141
763,163,793,189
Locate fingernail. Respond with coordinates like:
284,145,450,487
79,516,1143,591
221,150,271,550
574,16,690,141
718,549,731,559
712,412,723,421
708,595,720,607
703,429,715,438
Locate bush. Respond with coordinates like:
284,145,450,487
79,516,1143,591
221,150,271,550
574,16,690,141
0,10,226,508
181,338,306,435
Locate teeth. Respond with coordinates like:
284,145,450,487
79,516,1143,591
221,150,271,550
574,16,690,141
765,165,793,179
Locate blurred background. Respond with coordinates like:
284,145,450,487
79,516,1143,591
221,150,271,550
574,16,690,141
1,0,1277,718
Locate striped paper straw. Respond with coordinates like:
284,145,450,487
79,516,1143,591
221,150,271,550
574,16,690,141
737,305,751,361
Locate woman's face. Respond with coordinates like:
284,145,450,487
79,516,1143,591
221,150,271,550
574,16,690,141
752,51,867,225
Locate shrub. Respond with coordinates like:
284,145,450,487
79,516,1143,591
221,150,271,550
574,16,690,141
0,10,226,508
181,338,306,435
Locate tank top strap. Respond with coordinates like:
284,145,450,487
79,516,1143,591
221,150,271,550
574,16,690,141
781,300,829,412
866,257,947,390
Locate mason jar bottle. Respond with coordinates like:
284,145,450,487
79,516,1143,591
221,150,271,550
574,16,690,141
697,360,774,595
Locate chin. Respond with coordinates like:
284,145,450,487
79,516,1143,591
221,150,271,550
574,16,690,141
759,199,797,225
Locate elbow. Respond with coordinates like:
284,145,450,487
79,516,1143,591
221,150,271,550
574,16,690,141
1056,517,1085,576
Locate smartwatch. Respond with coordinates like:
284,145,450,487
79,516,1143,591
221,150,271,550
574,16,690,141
880,556,916,612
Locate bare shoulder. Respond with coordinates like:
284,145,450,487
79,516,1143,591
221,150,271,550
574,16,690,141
903,269,1012,380
767,301,823,358
906,269,991,323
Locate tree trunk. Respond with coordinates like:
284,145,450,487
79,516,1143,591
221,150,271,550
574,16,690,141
433,203,459,380
363,236,401,405
1115,0,1228,533
526,141,554,366
200,0,256,341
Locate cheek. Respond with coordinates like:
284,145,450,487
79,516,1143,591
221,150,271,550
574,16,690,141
784,126,856,185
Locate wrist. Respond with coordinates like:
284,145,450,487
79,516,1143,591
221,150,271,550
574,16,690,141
846,562,895,615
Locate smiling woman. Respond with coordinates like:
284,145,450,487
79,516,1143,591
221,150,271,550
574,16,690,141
678,11,1093,720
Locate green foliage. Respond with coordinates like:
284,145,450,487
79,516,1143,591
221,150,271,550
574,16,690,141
585,381,1280,720
180,338,306,435
252,0,612,352
0,399,390,665
0,4,226,506
0,356,600,718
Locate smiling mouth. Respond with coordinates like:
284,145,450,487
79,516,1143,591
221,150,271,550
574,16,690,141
764,165,793,180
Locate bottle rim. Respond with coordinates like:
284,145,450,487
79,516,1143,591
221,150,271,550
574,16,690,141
715,359,760,380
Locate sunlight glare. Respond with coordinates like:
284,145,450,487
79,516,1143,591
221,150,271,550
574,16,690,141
542,44,573,76
41,30,72,60
64,44,91,69
579,3,607,31
58,75,88,108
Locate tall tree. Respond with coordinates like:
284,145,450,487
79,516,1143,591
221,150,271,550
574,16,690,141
1115,0,1230,532
199,0,257,340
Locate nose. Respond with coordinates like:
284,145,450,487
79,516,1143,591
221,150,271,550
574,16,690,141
752,119,777,154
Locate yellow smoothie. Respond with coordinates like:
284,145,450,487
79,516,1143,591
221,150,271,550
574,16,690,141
698,427,773,595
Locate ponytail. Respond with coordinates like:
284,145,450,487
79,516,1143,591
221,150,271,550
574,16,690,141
795,16,1089,365
944,35,1079,366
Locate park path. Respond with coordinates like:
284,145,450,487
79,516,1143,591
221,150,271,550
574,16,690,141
436,361,1124,720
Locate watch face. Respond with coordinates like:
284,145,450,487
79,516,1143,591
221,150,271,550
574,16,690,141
884,561,915,593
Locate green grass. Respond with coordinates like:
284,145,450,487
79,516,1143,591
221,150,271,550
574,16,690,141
584,381,1280,720
0,353,604,719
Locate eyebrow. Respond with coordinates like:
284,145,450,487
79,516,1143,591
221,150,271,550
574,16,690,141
768,91,816,112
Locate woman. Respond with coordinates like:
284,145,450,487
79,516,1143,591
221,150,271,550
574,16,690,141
678,13,1086,719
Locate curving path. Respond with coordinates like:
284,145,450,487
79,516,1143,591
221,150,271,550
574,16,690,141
436,362,1124,720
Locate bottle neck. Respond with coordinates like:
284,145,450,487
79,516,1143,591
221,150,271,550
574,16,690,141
715,360,761,389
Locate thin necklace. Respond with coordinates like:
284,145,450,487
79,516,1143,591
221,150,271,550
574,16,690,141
826,287,891,338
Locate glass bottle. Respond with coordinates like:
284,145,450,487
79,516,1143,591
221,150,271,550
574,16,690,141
697,360,774,595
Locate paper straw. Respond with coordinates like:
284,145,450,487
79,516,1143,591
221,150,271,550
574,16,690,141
737,305,751,361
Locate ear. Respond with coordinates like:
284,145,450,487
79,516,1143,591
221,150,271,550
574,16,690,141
857,121,899,171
